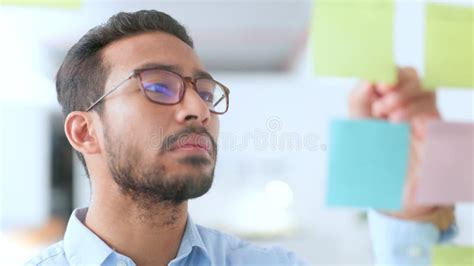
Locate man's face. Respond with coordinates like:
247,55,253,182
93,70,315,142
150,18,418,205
97,32,219,204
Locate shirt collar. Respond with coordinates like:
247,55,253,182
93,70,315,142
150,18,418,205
63,208,210,265
171,215,210,264
63,208,115,265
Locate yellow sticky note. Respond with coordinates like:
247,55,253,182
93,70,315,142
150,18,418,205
432,246,474,266
424,3,474,89
312,0,396,83
0,0,80,8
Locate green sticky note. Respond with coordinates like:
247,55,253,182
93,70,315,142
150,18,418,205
312,0,396,83
0,0,80,8
326,119,409,210
424,4,474,89
433,246,474,266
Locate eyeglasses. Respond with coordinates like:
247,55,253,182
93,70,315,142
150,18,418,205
85,67,230,114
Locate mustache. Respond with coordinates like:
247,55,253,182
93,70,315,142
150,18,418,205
160,125,217,155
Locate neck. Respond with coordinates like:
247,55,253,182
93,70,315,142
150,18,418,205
85,187,188,266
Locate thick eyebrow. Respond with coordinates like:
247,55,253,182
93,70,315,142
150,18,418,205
133,62,214,80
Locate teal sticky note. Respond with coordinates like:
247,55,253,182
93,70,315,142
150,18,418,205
312,0,396,83
326,119,410,210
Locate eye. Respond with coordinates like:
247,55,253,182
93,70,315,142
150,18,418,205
144,83,174,97
198,91,214,103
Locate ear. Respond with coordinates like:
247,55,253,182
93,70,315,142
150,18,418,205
64,111,101,156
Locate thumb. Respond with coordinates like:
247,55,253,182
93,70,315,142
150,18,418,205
348,81,378,118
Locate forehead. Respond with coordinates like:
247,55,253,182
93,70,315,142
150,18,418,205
101,31,204,76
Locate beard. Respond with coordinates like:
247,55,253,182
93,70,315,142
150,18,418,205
104,125,217,206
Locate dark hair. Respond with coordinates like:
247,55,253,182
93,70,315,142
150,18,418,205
56,10,194,178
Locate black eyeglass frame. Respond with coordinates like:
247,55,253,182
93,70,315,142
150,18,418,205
85,67,230,114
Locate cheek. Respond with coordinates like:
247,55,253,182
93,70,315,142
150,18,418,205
140,115,177,155
108,124,167,164
209,116,220,142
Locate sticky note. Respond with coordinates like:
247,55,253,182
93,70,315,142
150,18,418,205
0,0,80,8
326,119,410,210
312,0,396,83
432,246,474,266
423,4,474,89
416,121,474,204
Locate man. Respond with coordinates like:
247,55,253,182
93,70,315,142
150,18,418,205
28,10,455,266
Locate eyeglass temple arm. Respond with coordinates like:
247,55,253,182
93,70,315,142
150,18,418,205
212,87,230,107
213,96,224,107
85,74,134,112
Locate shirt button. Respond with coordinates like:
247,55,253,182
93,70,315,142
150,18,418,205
407,245,424,257
117,260,128,266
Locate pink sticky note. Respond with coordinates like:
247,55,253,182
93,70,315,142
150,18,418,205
417,121,474,204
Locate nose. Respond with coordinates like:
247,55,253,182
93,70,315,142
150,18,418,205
174,80,211,126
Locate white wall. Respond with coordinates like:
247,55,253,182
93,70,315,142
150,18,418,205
0,104,51,230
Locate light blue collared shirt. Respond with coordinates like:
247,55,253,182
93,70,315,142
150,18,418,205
27,208,456,265
26,208,303,265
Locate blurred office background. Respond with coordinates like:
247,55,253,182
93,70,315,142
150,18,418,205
0,0,472,265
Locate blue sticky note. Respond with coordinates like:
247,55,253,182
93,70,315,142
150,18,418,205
326,119,410,210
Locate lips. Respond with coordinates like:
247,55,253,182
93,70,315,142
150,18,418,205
169,134,212,154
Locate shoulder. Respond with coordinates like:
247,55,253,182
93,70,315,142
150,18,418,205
25,241,68,266
196,225,303,265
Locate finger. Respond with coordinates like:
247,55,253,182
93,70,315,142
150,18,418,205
375,66,410,95
372,98,386,118
397,79,433,102
375,82,396,95
372,97,397,119
398,67,419,85
372,91,408,117
388,94,437,123
349,81,379,118
376,67,426,102
397,67,437,100
374,87,435,117
351,81,374,99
